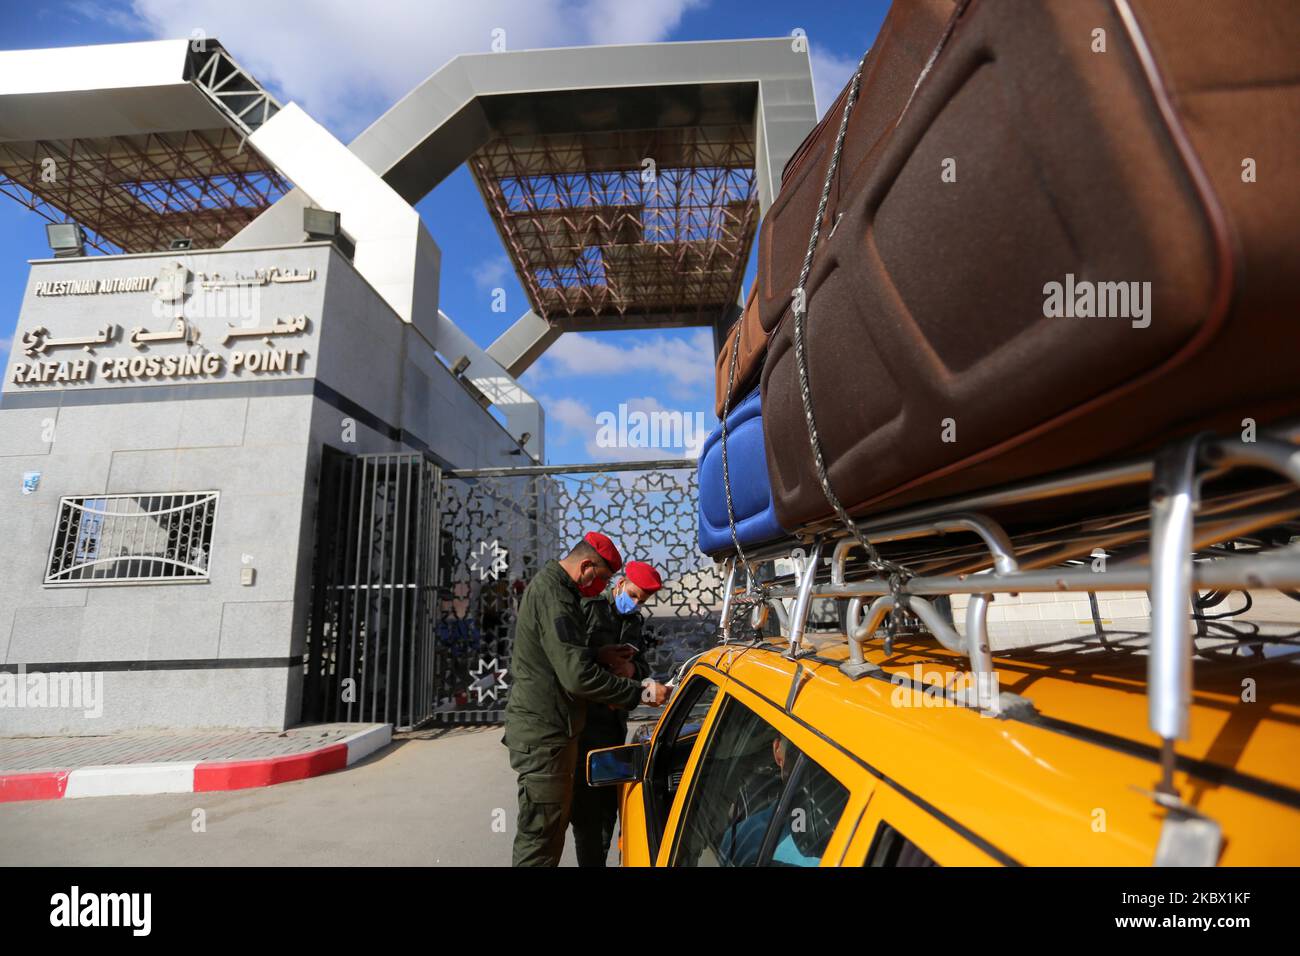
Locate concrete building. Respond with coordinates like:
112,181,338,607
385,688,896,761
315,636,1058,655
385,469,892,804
0,36,817,734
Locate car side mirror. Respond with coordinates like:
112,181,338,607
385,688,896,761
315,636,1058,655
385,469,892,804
587,742,647,787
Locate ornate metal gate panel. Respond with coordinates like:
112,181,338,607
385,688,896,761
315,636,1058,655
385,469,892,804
435,462,725,723
305,448,440,730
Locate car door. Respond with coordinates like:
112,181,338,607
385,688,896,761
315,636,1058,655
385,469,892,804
621,672,724,866
840,779,1003,866
658,680,870,867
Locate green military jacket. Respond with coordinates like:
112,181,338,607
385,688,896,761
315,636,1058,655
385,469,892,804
504,560,642,748
580,591,652,739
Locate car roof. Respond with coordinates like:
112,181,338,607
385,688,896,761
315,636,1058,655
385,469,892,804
682,631,1300,864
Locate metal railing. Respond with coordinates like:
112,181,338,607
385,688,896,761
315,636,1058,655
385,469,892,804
714,429,1300,862
44,492,218,586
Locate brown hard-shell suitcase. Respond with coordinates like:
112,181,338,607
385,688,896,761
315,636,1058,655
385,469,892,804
756,0,959,339
761,0,1300,531
715,284,767,419
733,0,955,424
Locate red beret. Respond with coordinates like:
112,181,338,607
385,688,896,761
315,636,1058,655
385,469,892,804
584,531,622,573
625,560,662,594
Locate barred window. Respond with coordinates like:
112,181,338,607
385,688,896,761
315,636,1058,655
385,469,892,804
45,492,218,586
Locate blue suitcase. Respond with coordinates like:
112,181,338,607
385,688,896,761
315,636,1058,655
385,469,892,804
697,388,788,557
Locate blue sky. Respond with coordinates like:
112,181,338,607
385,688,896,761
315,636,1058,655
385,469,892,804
0,0,890,463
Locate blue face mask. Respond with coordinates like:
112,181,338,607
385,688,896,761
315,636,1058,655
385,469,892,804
615,590,639,615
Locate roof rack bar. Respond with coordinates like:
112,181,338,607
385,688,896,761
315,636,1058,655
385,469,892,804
845,592,965,654
840,591,1012,711
785,539,823,659
716,557,737,641
1148,436,1203,796
759,550,1300,599
830,511,1016,585
964,593,999,712
832,511,1016,712
843,595,893,668
1204,436,1300,485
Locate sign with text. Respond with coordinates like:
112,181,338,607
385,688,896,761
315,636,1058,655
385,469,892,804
5,250,327,392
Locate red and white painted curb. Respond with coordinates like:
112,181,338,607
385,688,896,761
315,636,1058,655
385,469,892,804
0,725,391,804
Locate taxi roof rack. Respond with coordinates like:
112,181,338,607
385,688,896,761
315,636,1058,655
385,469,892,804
715,427,1300,865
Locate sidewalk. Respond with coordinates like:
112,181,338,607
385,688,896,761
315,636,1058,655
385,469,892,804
0,723,391,803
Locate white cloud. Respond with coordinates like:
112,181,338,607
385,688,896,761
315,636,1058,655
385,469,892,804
578,0,705,47
471,255,511,290
518,362,546,389
67,1,142,31
545,393,708,461
127,0,706,138
540,329,714,398
809,44,863,120
546,395,597,435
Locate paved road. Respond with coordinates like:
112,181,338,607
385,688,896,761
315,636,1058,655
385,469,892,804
0,726,619,866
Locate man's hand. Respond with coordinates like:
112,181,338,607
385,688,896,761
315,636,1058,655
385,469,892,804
640,680,671,707
597,644,635,669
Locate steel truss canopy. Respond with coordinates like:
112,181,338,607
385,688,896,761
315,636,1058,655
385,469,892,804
467,85,760,328
345,39,816,332
0,39,289,254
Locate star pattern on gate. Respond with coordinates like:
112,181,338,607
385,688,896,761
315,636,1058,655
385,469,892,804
434,466,725,721
467,657,510,704
469,538,509,581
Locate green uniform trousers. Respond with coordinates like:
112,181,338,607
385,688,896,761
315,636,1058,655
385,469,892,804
508,737,579,867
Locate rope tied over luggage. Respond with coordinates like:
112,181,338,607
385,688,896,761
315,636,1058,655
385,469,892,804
790,50,910,582
719,303,764,594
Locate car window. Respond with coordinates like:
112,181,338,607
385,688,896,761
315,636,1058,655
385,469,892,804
865,822,939,867
760,752,850,867
644,677,720,855
670,695,848,867
672,696,781,867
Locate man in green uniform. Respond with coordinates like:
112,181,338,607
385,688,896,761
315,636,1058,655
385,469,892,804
503,532,670,867
570,559,663,866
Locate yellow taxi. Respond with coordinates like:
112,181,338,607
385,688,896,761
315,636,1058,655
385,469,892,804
587,627,1300,866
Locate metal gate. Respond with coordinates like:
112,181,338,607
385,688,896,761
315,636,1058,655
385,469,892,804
306,453,727,727
433,460,726,723
304,447,441,730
